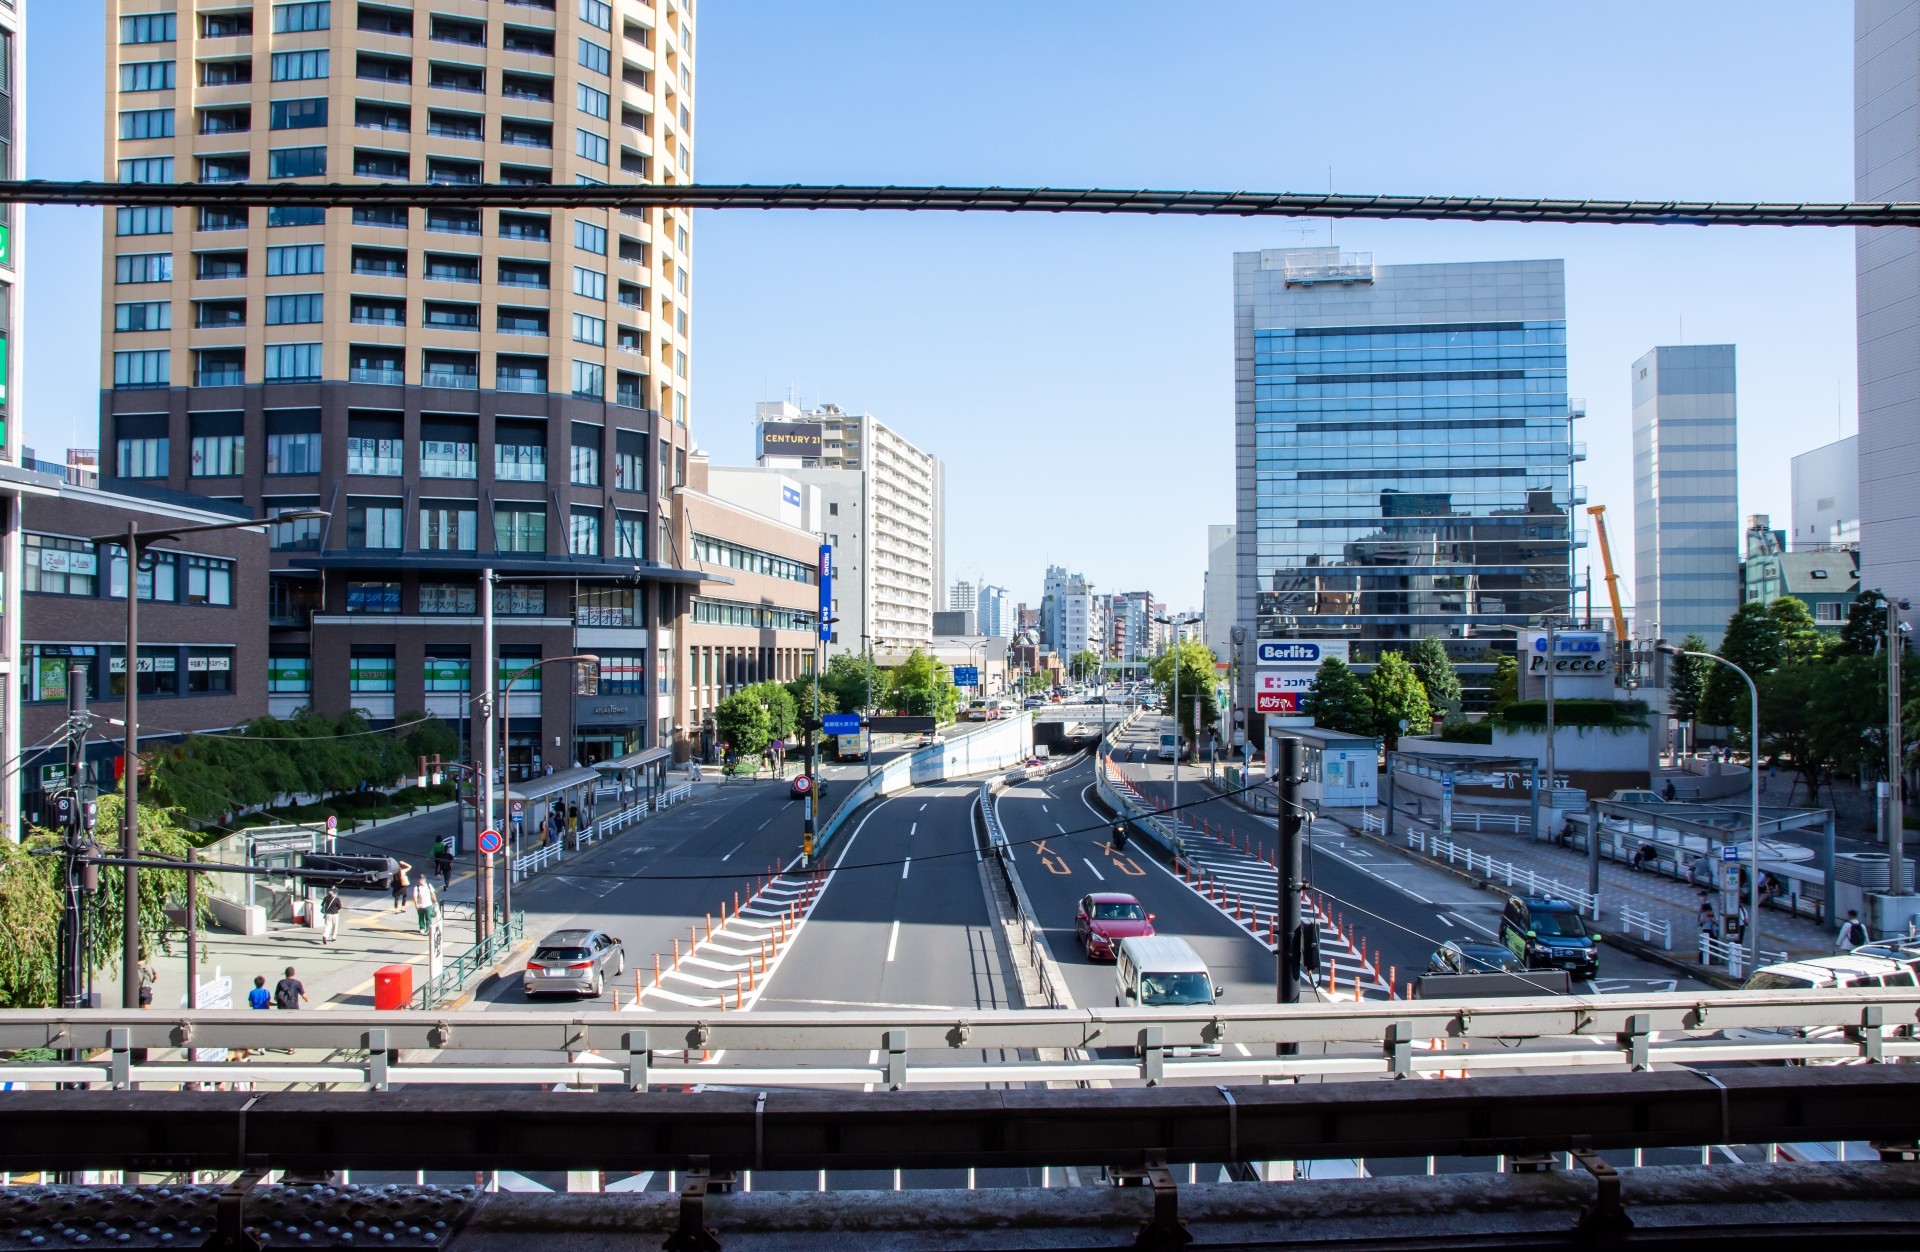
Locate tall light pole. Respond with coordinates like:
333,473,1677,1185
1154,613,1202,836
93,506,327,1006
1886,597,1912,899
499,654,599,930
1658,642,1760,971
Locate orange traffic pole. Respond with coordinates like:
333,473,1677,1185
706,913,713,941
652,956,660,989
672,939,681,970
736,971,743,1009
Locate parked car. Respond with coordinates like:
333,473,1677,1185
1075,892,1155,961
1498,895,1600,979
524,929,625,998
1426,940,1525,977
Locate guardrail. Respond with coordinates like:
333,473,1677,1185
980,778,1067,1010
413,910,526,1009
512,838,564,880
1618,903,1673,950
1699,931,1788,981
6,989,1915,1090
815,713,1038,858
1402,826,1600,918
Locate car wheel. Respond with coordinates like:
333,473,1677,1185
613,951,624,977
590,973,603,998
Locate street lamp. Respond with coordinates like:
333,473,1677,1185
498,653,599,932
1153,613,1203,837
1657,641,1761,972
93,506,328,1008
1884,597,1912,900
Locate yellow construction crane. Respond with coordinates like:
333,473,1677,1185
1586,504,1628,644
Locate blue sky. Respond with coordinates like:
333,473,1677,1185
25,2,1857,612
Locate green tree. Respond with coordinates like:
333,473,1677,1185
1668,634,1710,723
1364,652,1431,750
1702,602,1781,733
821,652,890,714
785,675,840,719
713,690,773,762
1489,653,1520,711
1299,657,1374,735
1149,639,1220,743
889,649,960,723
1769,596,1827,667
1834,590,1893,657
1404,637,1463,719
402,714,460,768
738,681,800,741
1069,650,1102,683
0,794,205,1007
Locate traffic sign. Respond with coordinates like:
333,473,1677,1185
325,814,337,835
792,774,813,795
953,666,980,687
1721,844,1739,862
510,799,525,816
477,828,503,855
822,713,862,735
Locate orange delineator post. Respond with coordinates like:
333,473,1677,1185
651,956,660,989
672,939,681,970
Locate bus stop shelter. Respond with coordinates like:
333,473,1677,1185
1383,750,1542,844
593,744,675,805
494,765,603,852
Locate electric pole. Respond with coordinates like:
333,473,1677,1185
1276,735,1305,1055
1890,596,1910,898
57,670,92,1009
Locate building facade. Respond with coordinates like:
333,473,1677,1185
0,0,36,838
1233,247,1580,715
1857,0,1920,615
755,401,943,653
100,0,702,774
975,582,1007,638
948,579,974,613
1743,513,1860,630
1791,434,1860,550
1631,344,1740,649
1203,523,1235,663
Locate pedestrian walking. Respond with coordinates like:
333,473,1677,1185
273,966,308,1010
1907,913,1918,942
413,878,438,933
388,860,411,911
320,885,342,945
137,950,157,1009
1836,909,1869,950
1696,900,1715,938
1733,902,1751,943
1661,779,1676,803
247,975,272,1010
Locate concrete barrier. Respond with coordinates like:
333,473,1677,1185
816,713,1036,856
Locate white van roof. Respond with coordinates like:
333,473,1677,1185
1118,935,1209,972
1744,953,1910,989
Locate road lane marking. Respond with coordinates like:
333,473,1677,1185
757,816,775,830
1042,805,1049,813
886,920,901,962
920,803,928,811
721,842,744,861
910,822,917,836
1449,912,1498,938
1033,839,1072,875
1055,822,1066,833
902,857,912,880
1081,859,1106,881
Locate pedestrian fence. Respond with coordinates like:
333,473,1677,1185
512,838,565,881
414,911,526,1010
1617,904,1673,950
1698,931,1788,982
1402,826,1601,919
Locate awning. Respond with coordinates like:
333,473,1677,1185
594,745,674,772
495,765,604,806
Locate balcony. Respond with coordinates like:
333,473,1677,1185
424,369,479,390
350,366,405,385
496,376,547,393
1571,440,1588,463
196,368,245,387
1281,249,1376,287
615,387,645,409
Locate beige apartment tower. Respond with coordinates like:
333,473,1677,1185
100,0,704,769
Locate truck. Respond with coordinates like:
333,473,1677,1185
833,729,871,761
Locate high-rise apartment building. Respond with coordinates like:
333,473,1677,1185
1631,345,1740,649
949,578,974,613
1857,0,1920,613
1234,248,1580,713
1791,434,1860,550
1039,565,1068,653
101,0,701,773
755,400,943,652
0,0,37,839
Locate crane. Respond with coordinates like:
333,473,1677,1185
1586,504,1629,644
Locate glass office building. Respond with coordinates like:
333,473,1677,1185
1233,249,1581,709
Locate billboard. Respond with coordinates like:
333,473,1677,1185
1255,691,1299,714
1256,640,1348,667
760,421,825,460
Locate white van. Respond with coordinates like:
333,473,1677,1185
1743,953,1917,991
1115,935,1219,1008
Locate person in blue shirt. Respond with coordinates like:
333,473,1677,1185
247,975,271,1010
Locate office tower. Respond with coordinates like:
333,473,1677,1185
1039,565,1068,653
1203,523,1236,662
1858,0,1920,611
1233,248,1580,709
0,0,25,838
1631,345,1741,649
102,0,699,771
755,401,942,652
976,583,1008,638
1108,591,1152,663
949,579,975,612
1791,435,1860,550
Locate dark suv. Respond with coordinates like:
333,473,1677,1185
1498,895,1599,979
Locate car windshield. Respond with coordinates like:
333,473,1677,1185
1139,972,1213,1006
1093,902,1145,921
1745,971,1818,990
1458,947,1513,971
534,947,590,962
1529,909,1587,938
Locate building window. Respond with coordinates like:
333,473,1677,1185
351,296,405,327
269,654,312,694
272,1,331,33
196,250,247,280
577,587,635,627
578,0,612,30
568,508,600,556
190,434,244,477
691,534,817,584
22,535,100,596
105,545,177,601
120,13,178,43
573,266,606,300
202,59,250,87
572,313,605,346
346,499,404,549
267,244,325,276
346,412,403,474
109,649,180,698
575,128,609,164
199,206,249,232
119,109,175,140
494,583,547,615
497,649,543,692
593,653,645,695
577,83,609,120
574,220,606,254
268,145,327,178
115,253,173,284
691,597,818,634
113,351,171,393
350,651,397,692
346,582,400,613
114,301,171,332
270,97,328,130
270,49,330,81
120,61,176,92
117,155,175,184
420,434,478,478
424,654,470,693
182,555,235,605
578,37,610,76
614,430,647,492
420,583,478,615
570,423,601,486
266,497,323,549
614,511,645,560
268,206,326,227
419,501,478,551
115,206,172,237
264,342,322,382
266,409,323,474
494,504,547,553
265,293,323,325
571,360,604,398
186,648,236,695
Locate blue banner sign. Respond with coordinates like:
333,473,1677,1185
817,544,833,641
953,666,980,687
1257,641,1325,665
822,713,862,735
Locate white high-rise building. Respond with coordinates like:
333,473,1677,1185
1792,435,1860,550
949,579,976,612
1631,345,1741,649
756,401,943,652
976,583,1009,638
1204,524,1236,663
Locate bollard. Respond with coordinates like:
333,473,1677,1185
1389,966,1396,997
612,988,620,1010
763,938,771,969
735,890,741,916
706,913,713,941
673,939,681,970
652,956,660,989
736,971,743,1009
1268,918,1277,945
747,961,756,991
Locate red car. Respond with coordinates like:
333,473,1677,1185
1075,892,1155,961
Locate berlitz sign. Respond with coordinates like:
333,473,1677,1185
1256,640,1348,667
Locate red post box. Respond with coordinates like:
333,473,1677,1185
373,963,413,1011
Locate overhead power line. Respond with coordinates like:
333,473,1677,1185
1,180,1916,226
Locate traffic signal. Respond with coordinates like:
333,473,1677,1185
81,794,98,835
1111,823,1129,853
52,790,75,833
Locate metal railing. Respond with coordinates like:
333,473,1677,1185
1699,931,1788,981
4,988,1916,1091
1400,824,1600,918
512,838,564,880
1618,903,1673,950
413,910,525,1009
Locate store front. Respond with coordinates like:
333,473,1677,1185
572,692,647,771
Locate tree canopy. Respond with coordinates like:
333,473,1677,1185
1299,657,1373,735
1701,602,1781,732
1364,652,1431,750
1149,639,1220,742
1668,633,1710,723
1404,637,1462,719
890,649,961,722
819,652,889,715
713,690,773,760
1489,653,1520,712
1068,650,1103,682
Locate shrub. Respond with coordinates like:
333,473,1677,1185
1492,699,1648,731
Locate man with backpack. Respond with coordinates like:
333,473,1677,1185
273,966,308,1010
319,886,343,945
1836,909,1870,950
433,839,454,891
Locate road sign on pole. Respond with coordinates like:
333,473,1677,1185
478,828,503,856
792,774,813,796
953,666,979,687
822,713,861,736
325,814,337,836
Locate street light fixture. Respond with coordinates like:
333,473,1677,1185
1657,641,1761,972
1153,613,1204,837
498,654,600,931
93,506,329,1008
